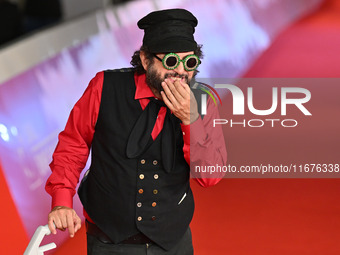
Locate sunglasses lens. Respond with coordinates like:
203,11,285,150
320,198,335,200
186,57,198,69
165,56,178,69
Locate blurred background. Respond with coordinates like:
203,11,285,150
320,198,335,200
0,0,339,254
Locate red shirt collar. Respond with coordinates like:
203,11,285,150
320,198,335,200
134,72,155,100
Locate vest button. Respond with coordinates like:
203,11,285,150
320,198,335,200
141,159,146,164
137,216,142,221
139,174,145,180
153,160,158,165
153,189,158,194
152,202,157,207
138,189,144,194
154,174,159,179
137,202,142,207
151,216,156,221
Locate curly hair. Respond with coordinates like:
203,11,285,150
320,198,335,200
130,44,204,74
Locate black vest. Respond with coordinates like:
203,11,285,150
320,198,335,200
78,69,194,250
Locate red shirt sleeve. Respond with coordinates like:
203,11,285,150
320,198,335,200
181,97,227,188
45,72,103,209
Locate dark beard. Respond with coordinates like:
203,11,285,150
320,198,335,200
145,64,191,94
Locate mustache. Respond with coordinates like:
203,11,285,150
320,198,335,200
164,73,188,80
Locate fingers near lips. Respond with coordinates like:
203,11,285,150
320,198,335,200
161,81,177,106
163,78,188,100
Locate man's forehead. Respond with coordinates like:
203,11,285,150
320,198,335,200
157,51,194,56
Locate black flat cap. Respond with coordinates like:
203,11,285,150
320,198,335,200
137,8,198,53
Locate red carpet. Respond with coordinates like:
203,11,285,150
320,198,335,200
243,0,340,78
0,165,28,254
190,0,340,254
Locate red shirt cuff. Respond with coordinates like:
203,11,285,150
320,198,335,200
187,116,206,145
51,189,74,209
180,123,191,145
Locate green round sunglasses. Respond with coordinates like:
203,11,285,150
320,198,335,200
154,53,201,71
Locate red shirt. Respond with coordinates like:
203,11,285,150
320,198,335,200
45,71,227,209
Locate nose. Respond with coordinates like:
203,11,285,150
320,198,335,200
174,61,186,75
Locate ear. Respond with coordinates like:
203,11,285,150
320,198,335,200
140,51,149,71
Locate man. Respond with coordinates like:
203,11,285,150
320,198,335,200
46,8,227,255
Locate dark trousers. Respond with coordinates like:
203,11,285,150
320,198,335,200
87,228,194,255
